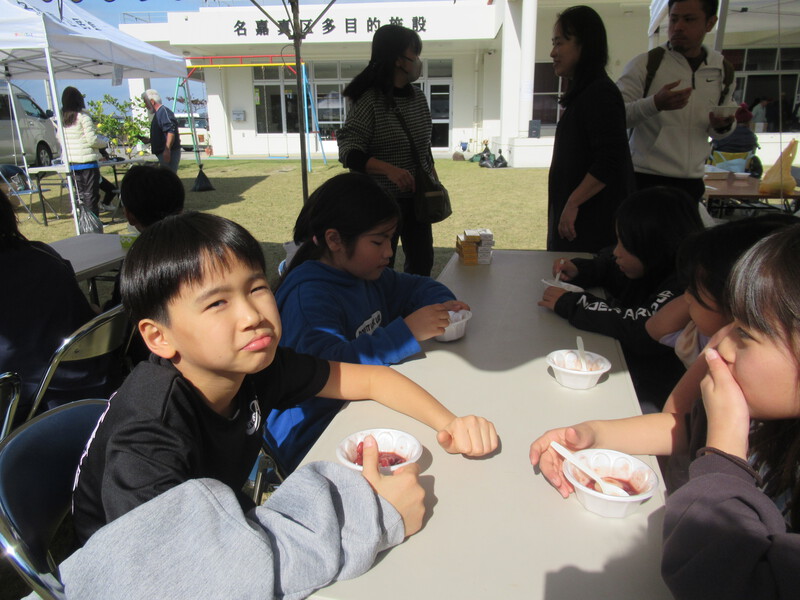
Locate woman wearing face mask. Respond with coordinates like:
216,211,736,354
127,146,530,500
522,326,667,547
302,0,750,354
337,24,435,276
547,6,634,252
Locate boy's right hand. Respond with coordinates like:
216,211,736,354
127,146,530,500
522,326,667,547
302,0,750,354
529,425,596,498
404,300,469,341
360,435,425,538
551,258,578,282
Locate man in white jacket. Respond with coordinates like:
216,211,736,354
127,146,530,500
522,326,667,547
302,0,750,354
617,0,735,202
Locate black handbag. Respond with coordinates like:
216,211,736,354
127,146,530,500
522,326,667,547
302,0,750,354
392,101,452,224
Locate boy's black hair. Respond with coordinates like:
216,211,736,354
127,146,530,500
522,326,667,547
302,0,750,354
121,212,266,325
668,0,718,19
278,172,400,287
676,214,798,313
615,186,704,283
120,165,185,228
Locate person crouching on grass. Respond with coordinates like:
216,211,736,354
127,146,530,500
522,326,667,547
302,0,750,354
71,212,498,546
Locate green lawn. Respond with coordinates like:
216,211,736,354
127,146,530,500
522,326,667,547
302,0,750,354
16,158,551,281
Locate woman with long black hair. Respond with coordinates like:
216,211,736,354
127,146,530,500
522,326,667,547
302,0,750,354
337,24,436,276
547,6,634,252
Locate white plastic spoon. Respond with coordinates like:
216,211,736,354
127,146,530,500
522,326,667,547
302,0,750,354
554,258,565,283
576,335,588,371
550,441,629,497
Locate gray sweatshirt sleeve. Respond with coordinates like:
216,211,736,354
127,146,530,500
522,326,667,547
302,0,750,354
661,452,800,600
39,462,404,600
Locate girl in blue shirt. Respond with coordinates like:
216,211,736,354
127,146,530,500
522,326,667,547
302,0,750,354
267,172,468,471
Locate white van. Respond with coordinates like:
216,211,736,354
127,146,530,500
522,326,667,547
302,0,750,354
175,113,209,151
0,84,61,167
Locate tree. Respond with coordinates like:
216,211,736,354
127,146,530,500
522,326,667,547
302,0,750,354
86,94,151,157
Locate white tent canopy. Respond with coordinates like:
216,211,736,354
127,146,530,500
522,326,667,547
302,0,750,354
0,0,186,80
0,0,186,234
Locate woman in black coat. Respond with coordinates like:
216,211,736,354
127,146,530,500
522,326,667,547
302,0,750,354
547,6,633,252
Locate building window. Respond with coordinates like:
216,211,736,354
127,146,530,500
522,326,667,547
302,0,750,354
746,48,777,71
340,61,364,80
252,59,452,143
721,47,800,131
532,63,563,125
252,65,280,80
428,59,453,78
254,85,283,133
313,62,338,79
315,83,343,140
430,83,451,148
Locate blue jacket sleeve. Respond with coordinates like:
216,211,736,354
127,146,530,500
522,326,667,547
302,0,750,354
383,269,456,318
281,282,418,366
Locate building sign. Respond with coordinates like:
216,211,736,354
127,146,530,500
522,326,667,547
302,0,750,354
163,2,501,46
233,15,429,39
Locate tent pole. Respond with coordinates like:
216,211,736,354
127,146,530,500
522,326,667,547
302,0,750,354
290,0,309,203
183,78,202,167
44,45,80,235
5,78,30,176
714,0,729,52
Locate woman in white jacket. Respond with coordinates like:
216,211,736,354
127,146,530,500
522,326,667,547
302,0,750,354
61,86,103,223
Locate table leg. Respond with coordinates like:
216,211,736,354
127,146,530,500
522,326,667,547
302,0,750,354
37,185,48,226
88,277,100,306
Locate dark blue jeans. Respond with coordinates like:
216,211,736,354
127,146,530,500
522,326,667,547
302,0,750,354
391,195,434,276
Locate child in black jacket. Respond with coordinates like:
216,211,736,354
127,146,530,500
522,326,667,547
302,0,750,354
539,186,704,410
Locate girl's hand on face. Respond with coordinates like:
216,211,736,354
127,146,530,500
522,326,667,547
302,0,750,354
538,286,568,311
701,347,750,460
558,203,579,241
436,415,498,457
551,258,578,281
404,304,453,341
529,425,596,498
386,165,416,193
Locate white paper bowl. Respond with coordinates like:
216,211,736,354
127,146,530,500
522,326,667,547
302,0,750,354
336,428,423,474
546,350,611,390
561,449,659,518
733,172,751,179
711,105,737,118
435,310,472,342
541,278,584,293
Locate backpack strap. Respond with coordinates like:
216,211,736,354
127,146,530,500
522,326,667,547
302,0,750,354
719,58,735,106
642,46,734,105
642,46,666,99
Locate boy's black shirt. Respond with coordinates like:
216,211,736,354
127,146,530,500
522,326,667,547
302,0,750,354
72,348,330,545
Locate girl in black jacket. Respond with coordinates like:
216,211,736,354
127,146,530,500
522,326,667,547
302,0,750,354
538,186,704,409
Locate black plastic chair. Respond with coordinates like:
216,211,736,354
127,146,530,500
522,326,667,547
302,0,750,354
26,304,130,422
0,164,55,224
0,399,107,600
0,371,21,441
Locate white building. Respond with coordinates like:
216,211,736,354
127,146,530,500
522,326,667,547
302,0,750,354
122,0,800,166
